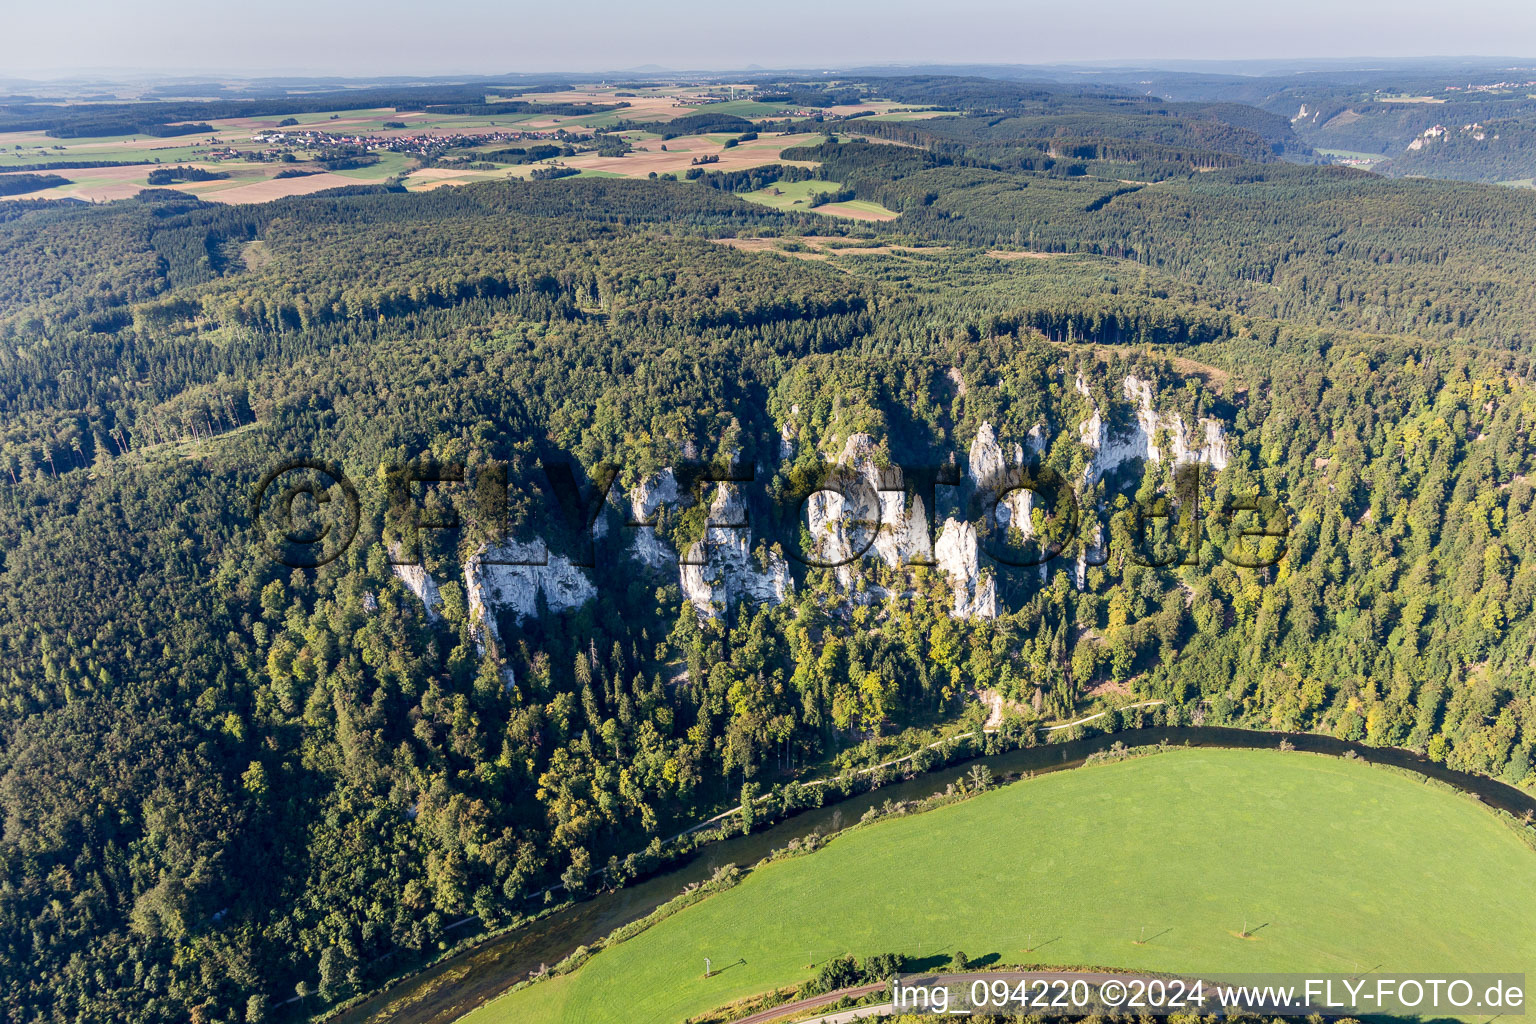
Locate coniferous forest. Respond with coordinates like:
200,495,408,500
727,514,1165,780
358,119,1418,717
3,72,1536,1024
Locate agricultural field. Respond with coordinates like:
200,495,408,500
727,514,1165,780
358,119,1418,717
397,130,826,191
811,198,900,221
0,159,389,203
0,83,883,203
739,177,840,210
1316,148,1388,162
738,180,901,220
864,108,962,121
692,99,798,118
477,749,1536,1024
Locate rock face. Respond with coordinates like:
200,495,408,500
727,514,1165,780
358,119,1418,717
968,422,1008,490
391,563,443,622
1124,376,1230,470
970,421,1035,584
806,433,939,575
627,468,681,570
806,435,893,578
1080,375,1230,485
391,377,1231,627
613,468,792,619
1027,423,1049,455
799,429,1024,619
935,517,997,619
1071,372,1232,591
389,458,799,629
463,540,598,646
678,483,792,617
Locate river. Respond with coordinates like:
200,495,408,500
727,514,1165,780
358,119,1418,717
329,726,1536,1024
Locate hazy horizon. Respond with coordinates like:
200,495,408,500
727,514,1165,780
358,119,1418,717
8,0,1536,78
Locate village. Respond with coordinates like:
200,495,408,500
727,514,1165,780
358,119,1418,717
244,125,586,161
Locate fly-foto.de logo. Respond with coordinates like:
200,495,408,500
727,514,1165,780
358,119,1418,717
250,455,1288,574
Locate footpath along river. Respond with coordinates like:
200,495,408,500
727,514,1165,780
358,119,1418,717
330,726,1536,1024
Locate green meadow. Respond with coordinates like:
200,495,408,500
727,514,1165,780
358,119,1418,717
866,108,963,121
694,100,792,118
740,178,844,211
332,151,414,180
816,198,900,219
475,748,1536,1024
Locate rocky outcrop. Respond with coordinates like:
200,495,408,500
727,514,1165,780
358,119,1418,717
393,455,801,632
806,439,883,581
1173,416,1231,469
1080,375,1230,485
1123,375,1230,469
679,483,792,617
391,563,443,622
971,419,1035,543
968,422,1008,489
1071,373,1233,591
1027,423,1049,455
464,540,598,645
398,377,1231,630
800,425,1039,619
807,433,936,574
935,517,997,619
626,468,682,570
601,466,796,620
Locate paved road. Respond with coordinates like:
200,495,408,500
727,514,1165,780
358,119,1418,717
739,971,1156,1024
732,983,886,1024
792,1001,895,1024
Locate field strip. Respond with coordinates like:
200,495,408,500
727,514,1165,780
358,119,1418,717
503,699,1173,910
667,701,1167,843
479,749,1536,1024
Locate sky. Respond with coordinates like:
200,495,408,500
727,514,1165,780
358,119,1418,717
6,0,1536,78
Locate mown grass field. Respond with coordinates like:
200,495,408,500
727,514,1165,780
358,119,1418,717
739,182,900,221
475,748,1536,1024
814,198,900,221
739,178,842,211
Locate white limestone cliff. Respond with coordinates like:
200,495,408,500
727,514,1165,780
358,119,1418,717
968,421,1008,489
972,419,1035,544
627,468,682,569
679,483,792,617
806,433,938,574
1071,373,1233,591
799,424,1038,618
463,539,598,646
1027,423,1049,454
391,563,443,622
1080,374,1230,485
935,517,997,619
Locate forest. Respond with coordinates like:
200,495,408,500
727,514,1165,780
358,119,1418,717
2,74,1536,1024
870,61,1536,181
0,83,574,137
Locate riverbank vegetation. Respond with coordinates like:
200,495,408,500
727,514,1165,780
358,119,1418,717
474,747,1536,1024
4,73,1536,1024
